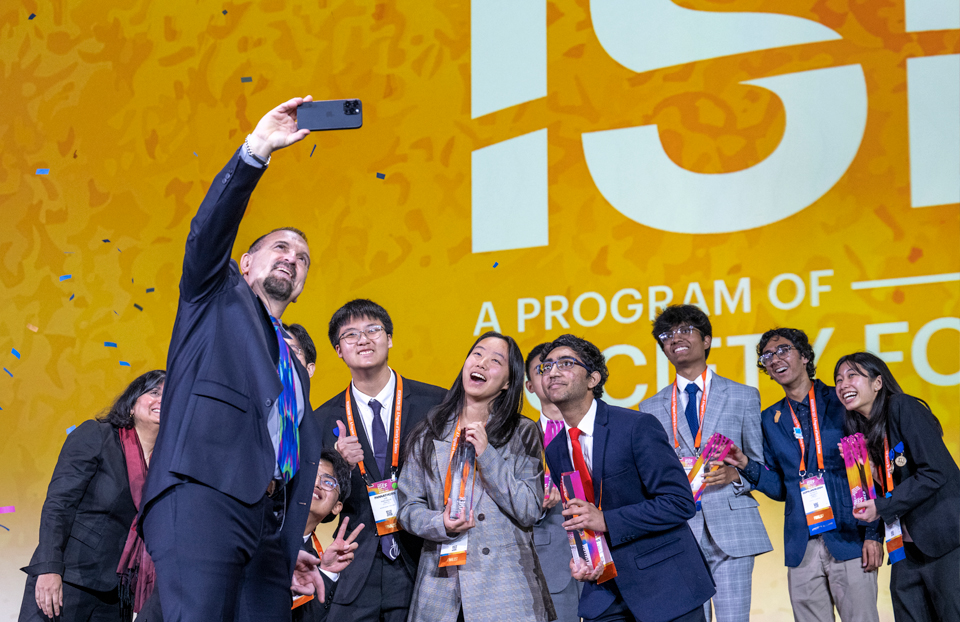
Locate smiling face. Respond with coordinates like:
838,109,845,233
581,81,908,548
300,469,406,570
760,335,809,388
661,323,711,369
309,459,342,523
462,337,511,402
240,230,310,304
835,361,882,416
540,346,599,406
131,382,163,429
335,315,393,372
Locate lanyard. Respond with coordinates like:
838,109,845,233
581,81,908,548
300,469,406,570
787,387,823,474
344,373,404,483
442,420,477,504
311,532,324,555
881,437,895,496
670,370,709,451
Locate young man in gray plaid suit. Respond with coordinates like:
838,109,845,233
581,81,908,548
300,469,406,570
640,305,772,622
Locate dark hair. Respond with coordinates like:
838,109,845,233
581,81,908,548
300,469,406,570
284,323,317,365
757,328,816,379
540,335,608,399
652,304,713,360
97,370,166,429
833,352,934,470
405,332,525,477
327,299,394,348
247,227,308,254
320,448,351,501
525,343,549,381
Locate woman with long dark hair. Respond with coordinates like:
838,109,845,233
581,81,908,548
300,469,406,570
397,332,554,622
834,352,960,621
20,370,165,621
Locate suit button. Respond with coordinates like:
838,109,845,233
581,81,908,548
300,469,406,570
482,547,490,555
265,399,272,407
222,172,232,184
477,513,485,521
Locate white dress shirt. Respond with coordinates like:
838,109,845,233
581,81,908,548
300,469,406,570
564,399,598,476
674,368,713,416
351,369,397,451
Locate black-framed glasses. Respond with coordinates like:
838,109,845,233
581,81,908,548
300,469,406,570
658,325,701,344
317,474,339,491
338,325,385,344
538,357,591,375
759,344,795,366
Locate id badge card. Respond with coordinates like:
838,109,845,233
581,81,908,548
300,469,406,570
439,532,468,567
884,518,906,564
367,479,400,536
799,475,837,535
681,457,705,511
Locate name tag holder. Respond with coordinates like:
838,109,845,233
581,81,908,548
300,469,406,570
882,437,906,564
789,389,837,536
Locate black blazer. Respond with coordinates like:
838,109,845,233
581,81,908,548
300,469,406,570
22,420,136,591
544,400,715,622
315,376,446,606
140,150,321,578
875,393,960,559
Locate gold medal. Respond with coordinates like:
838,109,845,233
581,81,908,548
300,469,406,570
895,455,907,467
774,410,781,423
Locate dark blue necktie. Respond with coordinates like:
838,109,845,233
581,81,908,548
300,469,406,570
369,399,398,560
684,383,700,438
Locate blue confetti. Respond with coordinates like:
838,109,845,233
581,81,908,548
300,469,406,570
11,349,20,359
69,294,75,301
119,361,131,367
0,524,8,531
28,13,36,19
3,368,11,377
59,274,71,281
376,172,385,179
222,9,227,14
241,76,252,83
310,145,316,158
134,304,143,311
66,425,76,435
146,288,155,293
36,168,49,175
493,262,498,268
102,239,110,243
104,342,117,348
193,152,198,157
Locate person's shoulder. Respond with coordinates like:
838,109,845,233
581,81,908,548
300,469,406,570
316,388,348,412
400,376,447,400
712,373,759,396
638,384,671,410
601,400,648,427
887,392,929,419
760,395,787,421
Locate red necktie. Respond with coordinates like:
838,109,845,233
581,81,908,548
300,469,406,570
569,428,595,504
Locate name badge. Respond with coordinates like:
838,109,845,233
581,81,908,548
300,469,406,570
884,518,906,564
439,532,468,567
799,475,837,535
367,479,400,536
681,457,704,511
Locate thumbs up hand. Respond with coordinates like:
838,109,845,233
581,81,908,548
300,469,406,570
335,420,364,469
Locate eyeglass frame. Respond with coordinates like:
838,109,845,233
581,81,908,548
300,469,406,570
657,325,702,344
317,474,340,491
338,325,386,345
758,344,796,367
537,357,592,376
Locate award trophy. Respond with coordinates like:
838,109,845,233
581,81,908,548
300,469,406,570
560,471,617,584
688,433,734,507
839,433,876,506
448,428,477,521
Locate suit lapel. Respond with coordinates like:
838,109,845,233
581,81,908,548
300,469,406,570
776,397,804,470
592,401,609,505
672,382,696,453
546,429,575,476
702,374,728,442
349,388,382,482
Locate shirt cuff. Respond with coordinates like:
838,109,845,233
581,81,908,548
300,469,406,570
738,459,761,487
239,144,266,169
320,569,339,582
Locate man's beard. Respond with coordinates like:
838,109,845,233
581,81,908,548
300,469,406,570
263,274,294,301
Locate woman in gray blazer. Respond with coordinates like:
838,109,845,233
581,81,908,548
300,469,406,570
398,331,555,622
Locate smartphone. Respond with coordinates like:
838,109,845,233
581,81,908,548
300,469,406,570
296,99,363,131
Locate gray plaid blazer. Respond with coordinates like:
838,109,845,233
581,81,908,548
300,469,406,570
398,416,556,622
640,373,773,558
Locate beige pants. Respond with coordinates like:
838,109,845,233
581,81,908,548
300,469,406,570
787,537,879,622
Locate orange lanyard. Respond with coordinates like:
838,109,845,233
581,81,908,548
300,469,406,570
344,373,404,482
787,387,823,474
442,420,476,503
670,370,708,451
311,532,323,555
881,437,895,496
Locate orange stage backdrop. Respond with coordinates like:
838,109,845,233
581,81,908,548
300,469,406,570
1,0,958,618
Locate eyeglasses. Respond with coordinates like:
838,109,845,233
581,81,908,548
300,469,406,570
317,474,339,491
285,341,304,357
759,344,795,366
658,325,701,344
338,325,385,344
538,357,591,375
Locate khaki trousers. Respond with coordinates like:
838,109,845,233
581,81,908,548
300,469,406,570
787,536,879,622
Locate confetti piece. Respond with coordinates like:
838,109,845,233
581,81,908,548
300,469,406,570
0,524,8,531
310,145,316,157
3,368,12,377
104,342,117,348
241,76,252,83
146,288,155,293
28,13,35,19
27,324,38,332
11,349,20,359
66,425,76,435
59,274,71,282
493,262,499,268
36,168,49,175
102,239,110,243
0,506,15,514
134,304,144,311
69,294,75,301
193,152,198,157
119,361,131,367
376,172,385,179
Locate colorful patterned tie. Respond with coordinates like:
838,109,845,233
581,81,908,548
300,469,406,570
569,428,595,505
270,316,299,483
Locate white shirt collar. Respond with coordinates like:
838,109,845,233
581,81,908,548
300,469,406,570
675,368,713,393
352,368,396,407
568,399,598,437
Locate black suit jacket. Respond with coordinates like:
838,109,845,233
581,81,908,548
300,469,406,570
876,393,960,559
22,420,136,592
315,376,446,605
544,400,715,622
140,150,321,579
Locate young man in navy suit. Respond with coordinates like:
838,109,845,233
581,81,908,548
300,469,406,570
724,328,881,622
541,334,715,622
316,299,446,622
